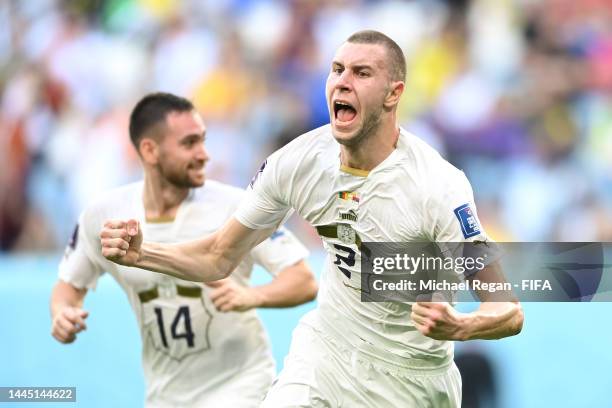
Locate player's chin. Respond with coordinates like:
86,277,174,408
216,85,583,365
332,123,361,146
188,170,205,187
331,115,360,140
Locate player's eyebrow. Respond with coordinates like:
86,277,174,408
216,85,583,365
180,132,205,143
332,61,375,72
351,64,374,71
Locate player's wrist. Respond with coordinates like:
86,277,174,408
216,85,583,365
455,312,477,341
51,303,75,319
248,287,267,309
134,243,153,268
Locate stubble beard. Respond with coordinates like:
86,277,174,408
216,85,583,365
158,161,203,189
335,104,383,149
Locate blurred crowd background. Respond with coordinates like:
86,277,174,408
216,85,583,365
2,2,612,407
1,0,612,252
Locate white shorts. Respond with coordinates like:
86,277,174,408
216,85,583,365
147,355,275,408
261,322,461,408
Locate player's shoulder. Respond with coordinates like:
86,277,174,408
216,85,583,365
399,129,466,184
190,179,246,206
397,129,470,207
272,124,334,159
78,182,143,234
83,181,142,213
267,124,336,177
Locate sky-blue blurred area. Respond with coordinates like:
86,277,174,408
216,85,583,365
2,254,612,407
1,0,612,407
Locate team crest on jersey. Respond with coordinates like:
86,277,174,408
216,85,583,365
249,159,267,188
338,191,360,203
453,203,481,238
339,209,357,222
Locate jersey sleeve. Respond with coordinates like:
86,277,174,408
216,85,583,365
427,170,487,242
58,210,105,290
424,169,492,264
249,226,310,277
421,169,500,281
234,150,294,230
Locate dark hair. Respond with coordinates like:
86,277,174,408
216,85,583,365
346,30,406,82
129,92,194,149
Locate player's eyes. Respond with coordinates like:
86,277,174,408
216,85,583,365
332,67,343,74
357,71,370,78
183,139,199,148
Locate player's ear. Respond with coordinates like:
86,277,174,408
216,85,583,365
383,80,404,109
139,137,159,165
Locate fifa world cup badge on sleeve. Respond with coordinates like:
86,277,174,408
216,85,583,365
453,203,481,238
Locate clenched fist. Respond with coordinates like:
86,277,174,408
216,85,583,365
206,279,264,312
411,301,469,341
51,307,89,344
100,219,142,267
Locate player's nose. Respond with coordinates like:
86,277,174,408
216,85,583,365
335,70,353,92
195,144,209,162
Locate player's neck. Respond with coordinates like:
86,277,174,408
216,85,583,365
339,122,399,171
142,174,189,219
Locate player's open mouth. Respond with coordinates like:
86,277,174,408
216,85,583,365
333,100,357,126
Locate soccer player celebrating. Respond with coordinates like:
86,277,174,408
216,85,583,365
100,31,523,407
51,93,317,407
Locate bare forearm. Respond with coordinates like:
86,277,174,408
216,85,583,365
462,302,524,340
102,217,272,282
134,219,274,282
50,280,89,343
251,261,317,308
136,238,236,282
50,281,86,317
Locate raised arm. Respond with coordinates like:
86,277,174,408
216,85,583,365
100,217,275,282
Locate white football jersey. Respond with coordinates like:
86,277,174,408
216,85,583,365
235,124,488,368
59,180,309,407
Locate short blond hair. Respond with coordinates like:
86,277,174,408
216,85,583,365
346,30,406,82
